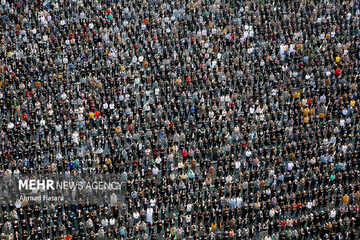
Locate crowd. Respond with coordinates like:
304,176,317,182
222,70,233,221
0,0,360,239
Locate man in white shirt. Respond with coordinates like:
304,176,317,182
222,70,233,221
133,210,140,225
330,209,336,219
152,166,159,176
287,161,294,171
150,198,156,208
185,214,191,224
146,208,153,223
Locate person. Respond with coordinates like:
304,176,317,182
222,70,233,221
146,207,153,224
133,210,140,225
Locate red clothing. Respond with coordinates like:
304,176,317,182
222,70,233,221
241,143,247,150
132,160,138,168
281,221,286,229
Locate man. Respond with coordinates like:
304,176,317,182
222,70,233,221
133,210,140,225
335,232,343,240
177,226,184,239
146,207,153,223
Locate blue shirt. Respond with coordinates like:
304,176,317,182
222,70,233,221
230,198,236,208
